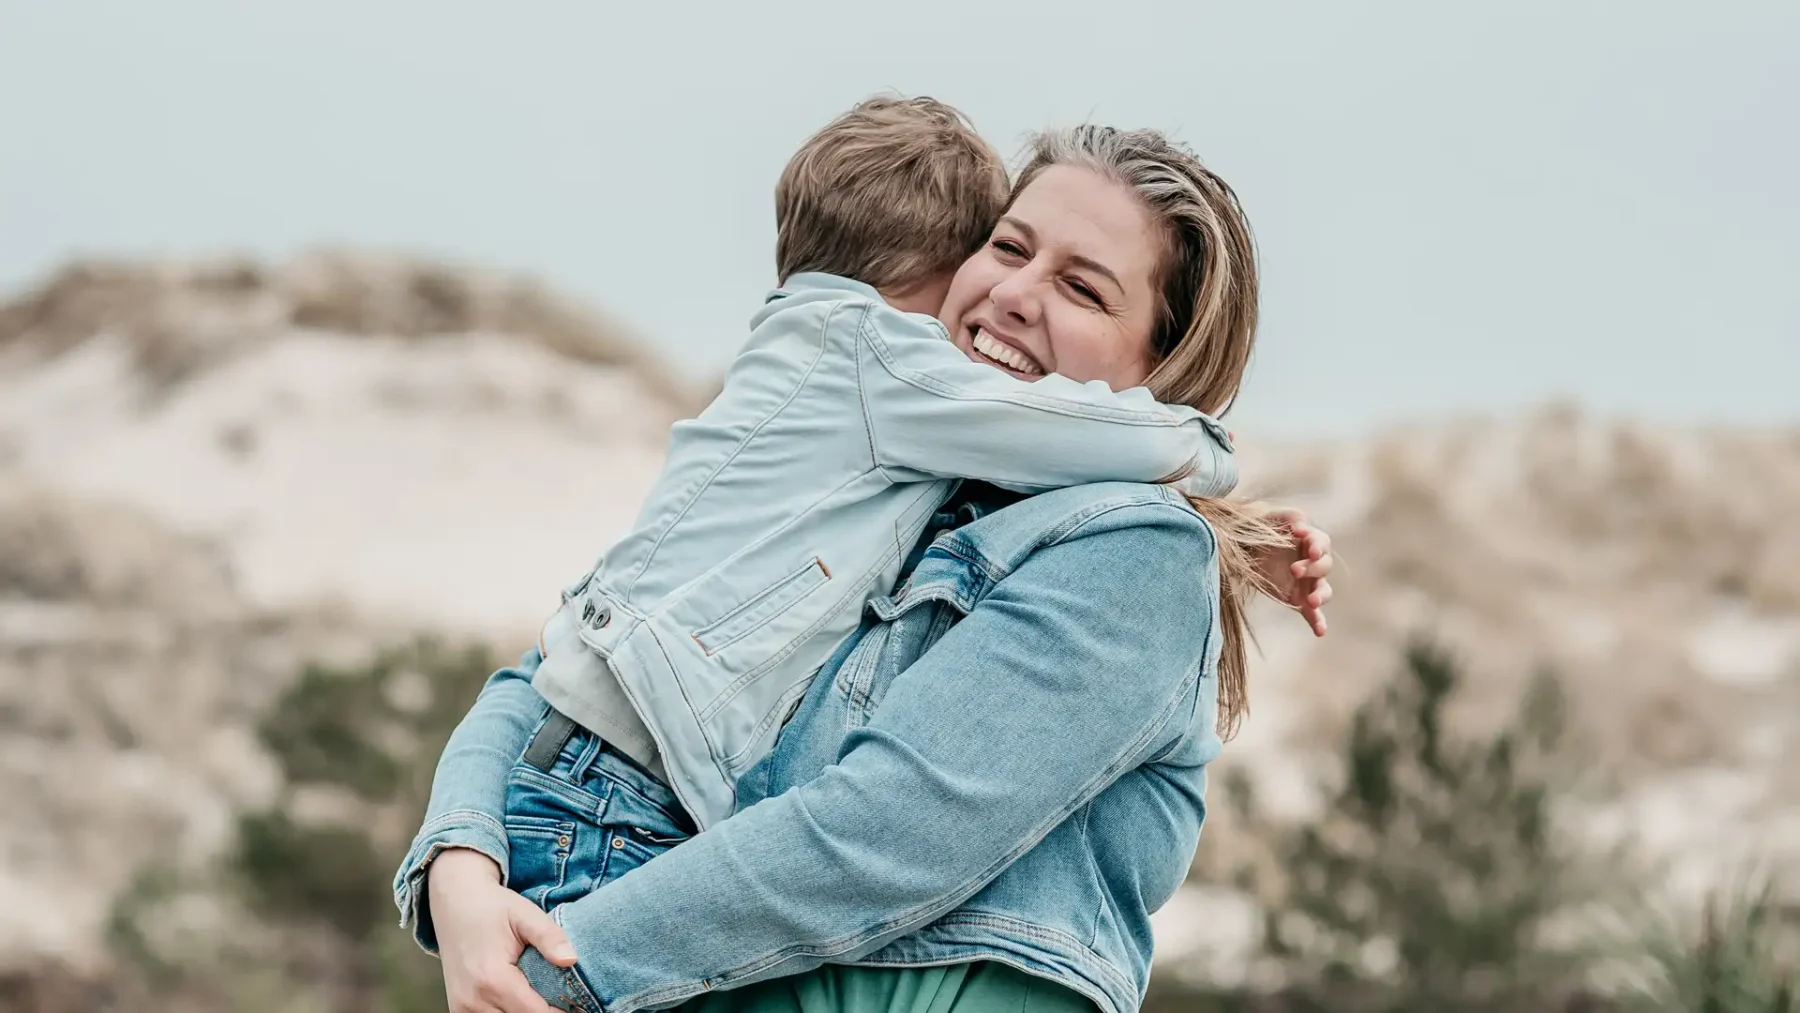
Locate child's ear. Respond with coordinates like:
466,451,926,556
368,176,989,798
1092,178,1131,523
881,272,956,316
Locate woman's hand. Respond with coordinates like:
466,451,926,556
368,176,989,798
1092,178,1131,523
1252,505,1334,637
428,848,577,1013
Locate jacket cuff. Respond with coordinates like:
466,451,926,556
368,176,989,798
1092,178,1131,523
392,809,511,954
1172,444,1238,499
519,910,607,1013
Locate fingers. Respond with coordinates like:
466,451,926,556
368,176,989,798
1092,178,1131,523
1300,578,1333,637
1290,550,1334,580
1308,578,1332,609
451,989,509,1013
1253,508,1336,639
470,968,557,1013
1282,524,1331,578
1262,506,1307,529
510,900,578,967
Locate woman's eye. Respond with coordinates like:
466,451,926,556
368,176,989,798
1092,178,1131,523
1069,280,1102,305
991,239,1027,258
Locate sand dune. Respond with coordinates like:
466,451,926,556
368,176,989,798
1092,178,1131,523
1,254,1794,969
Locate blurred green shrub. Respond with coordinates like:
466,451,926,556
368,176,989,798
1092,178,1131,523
1204,639,1621,1012
1620,873,1798,1013
106,637,497,1013
92,634,1794,1013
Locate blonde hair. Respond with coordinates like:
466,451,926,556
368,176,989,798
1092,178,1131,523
1012,126,1285,739
775,96,1010,291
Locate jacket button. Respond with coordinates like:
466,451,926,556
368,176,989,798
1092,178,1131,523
581,598,610,630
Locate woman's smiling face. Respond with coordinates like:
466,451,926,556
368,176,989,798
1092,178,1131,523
938,165,1165,392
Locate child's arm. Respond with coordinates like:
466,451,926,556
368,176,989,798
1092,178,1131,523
392,650,544,953
855,304,1236,496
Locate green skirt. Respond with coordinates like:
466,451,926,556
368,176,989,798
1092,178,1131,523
679,962,1095,1013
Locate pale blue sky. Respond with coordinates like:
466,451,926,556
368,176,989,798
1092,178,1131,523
2,1,1794,436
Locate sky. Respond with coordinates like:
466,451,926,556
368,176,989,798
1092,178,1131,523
1,1,1794,437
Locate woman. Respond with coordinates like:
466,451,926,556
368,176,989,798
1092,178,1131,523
420,125,1333,1013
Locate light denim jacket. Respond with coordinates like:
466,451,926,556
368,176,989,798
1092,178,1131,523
396,480,1225,1013
532,273,1235,827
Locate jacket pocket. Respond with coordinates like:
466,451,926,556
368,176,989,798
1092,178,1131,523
692,557,831,656
836,579,970,725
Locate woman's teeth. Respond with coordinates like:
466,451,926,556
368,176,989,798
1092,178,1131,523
971,329,1043,376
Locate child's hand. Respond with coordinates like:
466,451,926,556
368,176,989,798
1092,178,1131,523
1253,505,1335,637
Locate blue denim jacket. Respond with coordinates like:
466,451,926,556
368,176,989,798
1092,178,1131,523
531,273,1235,828
397,480,1225,1013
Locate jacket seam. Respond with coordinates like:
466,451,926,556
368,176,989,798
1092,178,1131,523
621,298,839,598
1043,497,1208,553
961,494,1206,594
835,624,886,723
869,579,977,623
908,909,1140,1002
1145,666,1213,765
846,301,888,481
880,531,1003,606
718,670,819,771
1076,804,1105,947
639,621,729,819
935,491,1189,590
927,536,1006,589
412,809,508,851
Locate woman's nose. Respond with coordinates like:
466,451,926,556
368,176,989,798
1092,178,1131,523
989,271,1041,325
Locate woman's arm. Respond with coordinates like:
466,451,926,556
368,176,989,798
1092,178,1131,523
529,500,1223,1013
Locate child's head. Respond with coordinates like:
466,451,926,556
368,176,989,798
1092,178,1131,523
775,96,1009,307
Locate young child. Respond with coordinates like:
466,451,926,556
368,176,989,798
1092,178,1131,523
409,96,1241,914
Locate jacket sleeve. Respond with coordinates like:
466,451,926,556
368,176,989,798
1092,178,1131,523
392,649,547,953
524,503,1222,1013
854,305,1236,497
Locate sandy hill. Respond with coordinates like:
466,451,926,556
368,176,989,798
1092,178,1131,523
0,252,702,641
1,254,1794,972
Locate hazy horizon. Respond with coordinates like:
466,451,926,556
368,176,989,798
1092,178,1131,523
3,1,1795,437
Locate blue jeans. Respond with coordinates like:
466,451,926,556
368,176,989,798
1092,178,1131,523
504,709,695,909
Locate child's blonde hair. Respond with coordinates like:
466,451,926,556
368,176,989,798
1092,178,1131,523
775,96,1009,291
